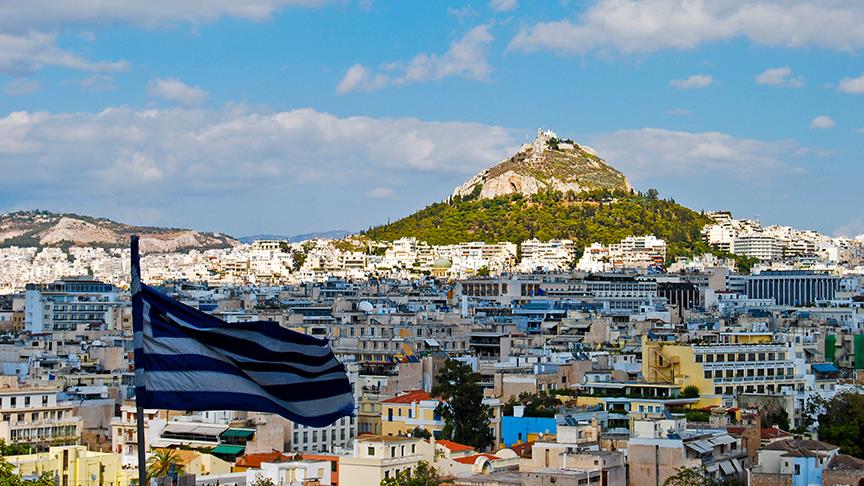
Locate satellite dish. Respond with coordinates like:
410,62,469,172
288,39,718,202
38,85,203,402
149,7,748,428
358,301,374,312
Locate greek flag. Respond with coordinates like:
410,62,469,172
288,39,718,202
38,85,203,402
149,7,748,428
132,284,355,427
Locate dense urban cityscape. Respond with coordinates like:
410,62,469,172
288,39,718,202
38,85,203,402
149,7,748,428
3,1,864,485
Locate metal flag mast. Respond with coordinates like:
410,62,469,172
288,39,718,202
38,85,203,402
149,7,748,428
130,235,147,486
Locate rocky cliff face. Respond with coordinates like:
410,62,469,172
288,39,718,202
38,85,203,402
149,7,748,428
453,129,632,200
0,211,237,252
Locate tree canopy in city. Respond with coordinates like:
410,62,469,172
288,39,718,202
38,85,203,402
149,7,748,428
432,360,495,450
817,391,864,458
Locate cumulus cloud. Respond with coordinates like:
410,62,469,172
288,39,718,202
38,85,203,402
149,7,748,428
810,115,836,129
489,0,517,12
0,32,128,75
3,78,42,96
336,25,493,94
838,73,864,94
669,74,713,89
587,128,800,181
509,0,864,54
0,106,518,231
756,66,804,88
147,78,208,105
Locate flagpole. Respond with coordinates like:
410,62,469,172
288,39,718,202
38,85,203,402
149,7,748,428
131,235,147,486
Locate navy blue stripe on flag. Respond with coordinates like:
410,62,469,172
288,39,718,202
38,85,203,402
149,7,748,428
141,285,326,346
145,309,337,367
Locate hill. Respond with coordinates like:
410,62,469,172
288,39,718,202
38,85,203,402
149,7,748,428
238,230,352,244
453,129,631,200
0,210,237,253
365,190,714,260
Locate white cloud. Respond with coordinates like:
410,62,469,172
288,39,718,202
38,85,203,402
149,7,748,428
3,78,42,96
77,75,117,92
756,66,804,88
448,5,478,22
335,64,390,95
509,0,864,54
0,105,517,200
367,186,395,199
147,78,208,105
810,115,836,130
838,73,864,94
587,128,800,180
0,1,334,31
669,74,713,89
489,0,517,12
0,32,128,75
336,25,493,94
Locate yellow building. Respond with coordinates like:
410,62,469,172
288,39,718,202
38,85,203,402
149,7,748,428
153,448,233,477
7,445,134,486
339,435,433,486
641,333,805,400
380,391,444,437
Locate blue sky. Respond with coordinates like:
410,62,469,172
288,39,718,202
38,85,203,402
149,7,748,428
0,0,862,238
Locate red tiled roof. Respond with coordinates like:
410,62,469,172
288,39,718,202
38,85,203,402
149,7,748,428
726,426,747,435
453,453,501,465
509,441,534,458
437,440,474,453
761,428,791,440
381,390,433,404
235,452,292,468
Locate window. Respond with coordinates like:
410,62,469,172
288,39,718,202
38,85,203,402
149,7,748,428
704,370,712,379
716,354,724,362
391,446,396,457
794,464,800,475
695,354,703,363
367,447,375,456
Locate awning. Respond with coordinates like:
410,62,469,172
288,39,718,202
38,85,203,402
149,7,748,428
709,435,737,446
211,444,245,456
812,363,840,373
719,461,735,475
424,339,441,347
685,440,712,454
220,429,255,440
163,423,227,437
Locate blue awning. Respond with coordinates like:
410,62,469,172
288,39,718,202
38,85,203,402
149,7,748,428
812,363,839,373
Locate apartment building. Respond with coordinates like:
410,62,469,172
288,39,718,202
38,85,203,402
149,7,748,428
24,277,121,333
642,333,806,399
7,445,133,486
339,435,432,486
0,388,82,447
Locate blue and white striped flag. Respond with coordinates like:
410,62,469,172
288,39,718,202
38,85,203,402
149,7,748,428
132,284,355,427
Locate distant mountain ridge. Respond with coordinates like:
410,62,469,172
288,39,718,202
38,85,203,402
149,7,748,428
237,230,352,244
0,210,237,253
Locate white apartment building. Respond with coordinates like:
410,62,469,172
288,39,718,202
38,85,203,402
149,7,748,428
24,277,121,333
0,388,82,447
519,239,576,272
732,233,783,261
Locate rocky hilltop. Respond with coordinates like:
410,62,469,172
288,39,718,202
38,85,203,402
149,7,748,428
0,211,237,252
453,129,632,200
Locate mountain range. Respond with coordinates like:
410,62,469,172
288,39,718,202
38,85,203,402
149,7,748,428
0,211,237,253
